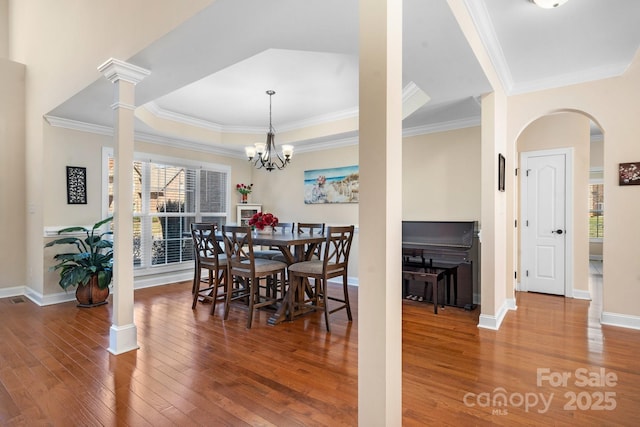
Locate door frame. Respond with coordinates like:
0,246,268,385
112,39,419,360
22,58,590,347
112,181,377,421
520,147,574,297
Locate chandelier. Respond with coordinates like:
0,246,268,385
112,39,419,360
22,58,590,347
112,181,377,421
244,90,293,172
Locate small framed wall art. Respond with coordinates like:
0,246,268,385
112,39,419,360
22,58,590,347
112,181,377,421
619,162,640,186
66,166,87,204
498,153,506,192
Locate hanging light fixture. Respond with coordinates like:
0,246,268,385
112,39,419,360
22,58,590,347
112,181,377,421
529,0,569,8
244,90,293,172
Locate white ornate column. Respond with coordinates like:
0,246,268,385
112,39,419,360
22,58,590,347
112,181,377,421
98,58,150,355
358,0,403,425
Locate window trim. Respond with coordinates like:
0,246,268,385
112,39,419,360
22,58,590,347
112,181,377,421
102,147,232,276
589,168,604,243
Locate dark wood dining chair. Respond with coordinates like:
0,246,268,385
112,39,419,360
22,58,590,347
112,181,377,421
190,223,228,315
222,225,288,328
294,222,325,260
287,225,354,332
254,222,294,260
296,222,325,235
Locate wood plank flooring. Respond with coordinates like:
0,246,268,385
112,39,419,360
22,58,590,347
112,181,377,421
1,267,639,425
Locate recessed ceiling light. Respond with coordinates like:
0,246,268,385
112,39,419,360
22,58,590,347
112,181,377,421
530,0,569,8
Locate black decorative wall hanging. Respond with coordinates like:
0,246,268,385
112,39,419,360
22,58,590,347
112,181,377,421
66,166,87,204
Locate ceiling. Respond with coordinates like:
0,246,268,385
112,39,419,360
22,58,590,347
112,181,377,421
47,0,640,155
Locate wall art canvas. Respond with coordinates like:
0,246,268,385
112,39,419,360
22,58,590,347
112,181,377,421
304,165,359,204
619,162,640,186
67,166,87,204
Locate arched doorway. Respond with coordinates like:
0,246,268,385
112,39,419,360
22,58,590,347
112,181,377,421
515,111,603,313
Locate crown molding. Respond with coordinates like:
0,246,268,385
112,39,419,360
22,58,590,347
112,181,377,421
98,58,151,85
144,81,423,135
509,61,631,95
45,113,480,157
463,0,513,93
44,115,245,159
145,102,358,134
402,81,421,103
402,116,481,137
144,102,227,133
294,136,359,153
277,107,359,133
463,0,631,97
135,131,243,158
44,115,113,135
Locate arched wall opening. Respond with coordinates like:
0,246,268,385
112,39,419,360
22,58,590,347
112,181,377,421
511,109,604,313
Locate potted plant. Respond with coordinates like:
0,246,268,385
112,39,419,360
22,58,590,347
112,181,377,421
45,217,114,307
236,183,253,203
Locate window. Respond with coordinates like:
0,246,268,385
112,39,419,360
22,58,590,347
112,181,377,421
105,150,230,273
588,182,604,240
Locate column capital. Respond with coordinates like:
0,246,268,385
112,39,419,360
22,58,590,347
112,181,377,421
98,58,150,85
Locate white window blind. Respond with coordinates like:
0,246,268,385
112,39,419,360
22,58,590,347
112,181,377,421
106,152,229,272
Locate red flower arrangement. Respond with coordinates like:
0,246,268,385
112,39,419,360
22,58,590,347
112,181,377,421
248,212,279,230
236,183,253,195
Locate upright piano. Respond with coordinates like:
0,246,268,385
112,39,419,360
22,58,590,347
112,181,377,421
402,221,480,310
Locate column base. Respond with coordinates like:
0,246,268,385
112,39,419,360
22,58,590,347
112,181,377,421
107,323,139,355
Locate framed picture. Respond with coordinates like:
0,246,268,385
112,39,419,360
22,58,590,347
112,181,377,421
304,165,359,204
498,154,506,192
66,166,87,204
619,162,640,186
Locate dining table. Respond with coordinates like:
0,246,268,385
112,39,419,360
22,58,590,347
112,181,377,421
217,230,326,325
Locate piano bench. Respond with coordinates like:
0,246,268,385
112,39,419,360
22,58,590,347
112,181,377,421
402,267,448,314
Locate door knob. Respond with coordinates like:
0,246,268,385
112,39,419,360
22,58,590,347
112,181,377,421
551,229,564,235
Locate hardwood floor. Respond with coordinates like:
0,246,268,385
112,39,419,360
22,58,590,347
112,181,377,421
1,267,639,426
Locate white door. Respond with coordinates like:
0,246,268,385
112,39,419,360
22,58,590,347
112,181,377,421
521,151,568,295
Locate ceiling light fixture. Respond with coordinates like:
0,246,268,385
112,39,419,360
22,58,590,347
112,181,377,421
529,0,569,8
244,90,293,172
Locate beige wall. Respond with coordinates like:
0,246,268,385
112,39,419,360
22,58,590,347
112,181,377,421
40,126,484,290
8,0,214,295
0,0,7,58
0,58,25,290
517,112,591,294
8,1,640,326
507,52,640,319
41,123,253,295
250,144,360,280
590,139,604,168
403,127,481,221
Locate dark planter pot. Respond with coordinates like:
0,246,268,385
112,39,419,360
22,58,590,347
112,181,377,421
75,275,109,307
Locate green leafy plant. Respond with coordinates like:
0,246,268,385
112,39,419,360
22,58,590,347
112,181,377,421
45,217,114,290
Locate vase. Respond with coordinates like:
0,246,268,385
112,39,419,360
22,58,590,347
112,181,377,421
75,275,110,307
256,226,273,234
241,193,248,204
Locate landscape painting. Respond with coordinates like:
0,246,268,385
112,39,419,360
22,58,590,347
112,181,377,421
304,165,359,204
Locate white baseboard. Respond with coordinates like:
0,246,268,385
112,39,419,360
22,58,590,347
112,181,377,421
572,289,591,300
601,312,640,330
506,298,517,311
477,300,512,330
134,271,192,289
23,287,77,306
0,286,26,299
11,272,356,306
328,276,359,287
